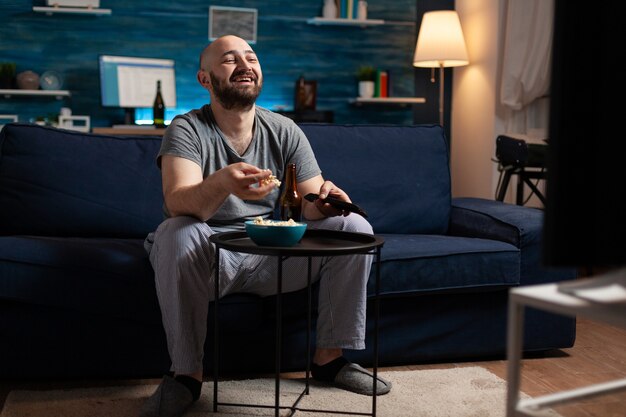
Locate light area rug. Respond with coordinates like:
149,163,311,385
0,366,561,417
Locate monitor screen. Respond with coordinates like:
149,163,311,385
542,1,625,269
99,55,177,109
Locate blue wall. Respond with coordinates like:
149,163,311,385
1,1,420,127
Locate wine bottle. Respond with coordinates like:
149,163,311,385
279,163,302,222
153,80,165,128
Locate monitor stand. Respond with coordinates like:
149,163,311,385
123,108,135,125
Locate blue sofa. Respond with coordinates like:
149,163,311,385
0,122,576,379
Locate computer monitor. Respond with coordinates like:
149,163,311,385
98,55,177,125
542,1,625,270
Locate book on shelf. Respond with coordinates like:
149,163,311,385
337,0,361,20
380,70,388,98
373,69,390,98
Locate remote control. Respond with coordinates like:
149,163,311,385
304,193,368,218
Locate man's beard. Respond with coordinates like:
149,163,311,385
210,71,262,110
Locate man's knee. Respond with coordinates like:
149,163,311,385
335,214,373,235
309,214,373,235
156,216,210,241
153,216,215,262
347,214,373,234
152,216,214,281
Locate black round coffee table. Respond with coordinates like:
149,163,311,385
210,229,385,417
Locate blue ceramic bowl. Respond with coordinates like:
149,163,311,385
244,220,307,247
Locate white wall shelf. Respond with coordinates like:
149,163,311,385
32,6,112,15
351,97,426,105
307,17,384,27
0,89,71,99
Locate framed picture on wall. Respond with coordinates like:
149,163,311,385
294,79,317,111
209,6,257,44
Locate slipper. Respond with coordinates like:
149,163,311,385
334,363,392,396
139,374,194,417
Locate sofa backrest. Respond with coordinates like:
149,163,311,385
299,124,451,234
0,123,451,237
0,123,163,238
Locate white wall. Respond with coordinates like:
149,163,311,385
451,0,509,201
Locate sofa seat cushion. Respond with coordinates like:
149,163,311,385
0,236,263,325
369,234,520,296
0,236,158,321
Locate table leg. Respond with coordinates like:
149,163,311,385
275,256,283,417
213,247,221,412
306,256,312,395
506,293,524,417
372,247,381,416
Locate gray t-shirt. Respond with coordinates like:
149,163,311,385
157,105,321,231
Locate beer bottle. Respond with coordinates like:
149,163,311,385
153,80,165,128
279,163,302,222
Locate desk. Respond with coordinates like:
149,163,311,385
92,127,166,136
210,229,384,417
276,110,334,123
506,271,626,417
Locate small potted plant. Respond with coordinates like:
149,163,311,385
356,65,376,98
0,62,16,89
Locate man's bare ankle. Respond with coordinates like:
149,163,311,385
313,348,342,366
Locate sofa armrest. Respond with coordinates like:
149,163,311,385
450,197,577,285
449,197,541,248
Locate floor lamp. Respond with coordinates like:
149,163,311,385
413,10,469,127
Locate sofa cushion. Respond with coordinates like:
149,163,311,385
0,235,159,321
0,123,163,238
0,235,265,325
300,124,451,234
369,234,520,295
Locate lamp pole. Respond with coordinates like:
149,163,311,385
438,62,445,126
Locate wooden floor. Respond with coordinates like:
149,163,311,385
376,317,626,417
1,317,624,416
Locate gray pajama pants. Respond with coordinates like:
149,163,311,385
145,214,374,375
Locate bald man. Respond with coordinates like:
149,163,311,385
140,35,390,417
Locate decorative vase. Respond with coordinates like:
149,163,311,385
358,81,375,98
322,0,337,19
357,0,368,20
16,70,40,90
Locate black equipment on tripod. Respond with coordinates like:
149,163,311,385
494,135,548,205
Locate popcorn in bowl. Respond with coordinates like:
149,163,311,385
245,217,307,246
252,216,299,226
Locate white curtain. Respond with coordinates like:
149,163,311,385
500,0,554,142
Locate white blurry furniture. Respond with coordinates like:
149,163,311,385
506,268,626,416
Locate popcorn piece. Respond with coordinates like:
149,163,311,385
260,174,281,187
253,216,299,226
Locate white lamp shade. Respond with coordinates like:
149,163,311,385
413,10,469,68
